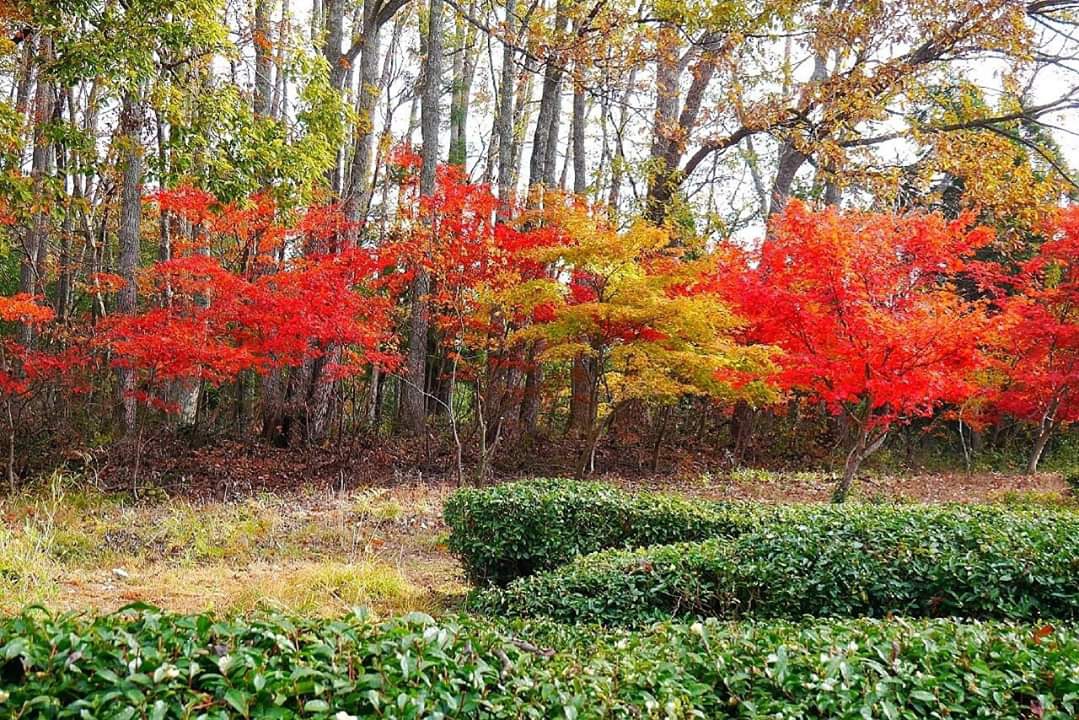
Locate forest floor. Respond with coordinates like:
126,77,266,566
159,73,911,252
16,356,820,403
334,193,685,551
0,469,1070,618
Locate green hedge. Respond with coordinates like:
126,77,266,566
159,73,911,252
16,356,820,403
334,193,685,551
444,478,784,585
476,505,1079,625
4,605,1079,718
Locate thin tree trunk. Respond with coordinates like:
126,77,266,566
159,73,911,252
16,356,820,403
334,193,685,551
495,0,517,215
527,0,567,190
271,0,290,118
344,8,382,230
403,0,444,434
575,401,625,480
1027,397,1060,474
447,0,478,167
20,36,54,316
834,418,888,503
567,77,592,432
1028,427,1052,475
253,0,274,115
117,89,144,436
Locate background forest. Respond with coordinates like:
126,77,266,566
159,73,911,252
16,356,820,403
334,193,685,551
0,0,1077,497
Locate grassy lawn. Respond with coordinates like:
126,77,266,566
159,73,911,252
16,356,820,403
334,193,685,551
1,470,1069,618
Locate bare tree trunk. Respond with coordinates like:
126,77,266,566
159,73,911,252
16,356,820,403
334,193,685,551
321,0,347,193
643,31,718,225
402,0,444,434
768,142,807,219
322,0,347,90
510,72,533,193
55,89,73,323
1028,427,1052,475
768,31,830,219
650,405,671,473
575,401,625,479
527,0,567,190
305,348,339,442
606,66,636,216
271,0,290,118
117,89,144,436
566,77,592,433
571,78,586,194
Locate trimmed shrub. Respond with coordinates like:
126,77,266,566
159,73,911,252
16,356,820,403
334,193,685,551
3,604,1079,718
444,478,785,585
476,504,1079,625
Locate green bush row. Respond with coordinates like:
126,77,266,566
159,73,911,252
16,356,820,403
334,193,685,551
444,478,785,585
4,604,1079,718
475,504,1079,625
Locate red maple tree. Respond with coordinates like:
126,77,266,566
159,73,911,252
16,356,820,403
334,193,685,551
104,192,401,412
980,206,1079,473
723,201,993,500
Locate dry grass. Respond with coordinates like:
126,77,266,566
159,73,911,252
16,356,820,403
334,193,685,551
0,475,465,616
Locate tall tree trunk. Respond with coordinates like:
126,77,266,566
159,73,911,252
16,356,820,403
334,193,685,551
644,33,719,225
271,0,290,118
322,0,347,90
527,0,567,190
20,36,54,314
606,66,636,217
321,0,347,193
768,31,829,219
253,0,274,115
567,77,592,433
571,78,586,194
768,142,807,218
495,0,517,215
519,3,568,434
447,1,478,167
117,89,144,436
344,7,382,229
402,0,444,434
54,88,76,324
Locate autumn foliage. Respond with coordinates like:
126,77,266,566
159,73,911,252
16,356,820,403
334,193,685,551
978,207,1079,472
0,167,1075,491
98,193,401,415
720,202,994,499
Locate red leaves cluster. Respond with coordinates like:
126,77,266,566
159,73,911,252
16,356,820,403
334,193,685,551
721,201,993,428
0,295,90,399
984,207,1079,428
104,195,400,400
391,149,565,347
